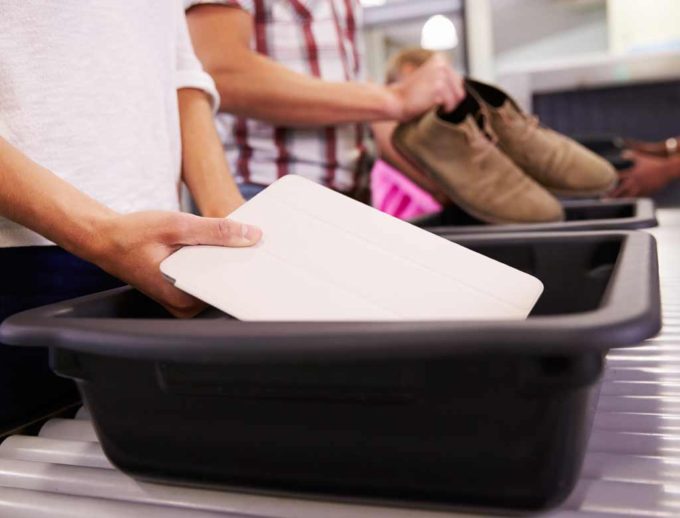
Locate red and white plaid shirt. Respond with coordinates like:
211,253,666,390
186,0,367,192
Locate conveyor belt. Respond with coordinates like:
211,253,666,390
0,211,678,517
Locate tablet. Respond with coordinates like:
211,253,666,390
161,175,543,321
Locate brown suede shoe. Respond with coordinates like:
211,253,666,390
392,100,564,224
467,79,617,198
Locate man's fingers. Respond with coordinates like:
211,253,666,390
433,68,458,112
608,186,627,198
426,53,447,68
608,179,628,198
448,70,466,102
159,288,206,319
433,66,464,111
214,217,263,247
176,214,262,247
609,179,637,198
440,84,456,112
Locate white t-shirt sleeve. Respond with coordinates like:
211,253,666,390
175,0,220,112
184,0,255,15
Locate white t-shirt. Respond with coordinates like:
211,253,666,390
0,0,219,247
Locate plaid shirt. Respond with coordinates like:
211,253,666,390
186,0,366,192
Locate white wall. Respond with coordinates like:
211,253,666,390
492,0,609,73
608,0,680,54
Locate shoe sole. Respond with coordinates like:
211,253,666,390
391,126,565,225
546,178,619,199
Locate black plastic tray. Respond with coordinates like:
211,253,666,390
0,231,661,512
412,198,657,235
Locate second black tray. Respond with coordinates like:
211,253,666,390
412,198,657,235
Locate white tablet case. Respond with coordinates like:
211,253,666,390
161,175,543,321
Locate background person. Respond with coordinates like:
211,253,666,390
611,137,680,197
185,1,465,200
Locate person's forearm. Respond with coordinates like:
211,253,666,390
0,137,115,259
178,88,245,217
186,6,399,126
670,155,680,179
187,5,462,127
210,51,400,126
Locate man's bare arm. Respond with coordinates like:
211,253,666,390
0,138,114,257
179,88,245,217
0,137,261,317
186,5,464,126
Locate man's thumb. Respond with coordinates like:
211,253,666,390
181,215,262,247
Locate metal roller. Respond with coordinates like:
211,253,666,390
588,430,680,456
39,419,98,442
74,406,91,420
606,354,680,364
599,380,680,397
0,436,111,469
593,411,680,433
581,452,680,484
0,458,448,518
595,394,680,413
604,366,680,383
547,513,655,518
0,487,244,518
561,478,680,514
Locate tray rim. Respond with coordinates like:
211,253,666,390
0,230,661,362
415,198,658,235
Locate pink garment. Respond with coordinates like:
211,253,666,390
371,159,442,220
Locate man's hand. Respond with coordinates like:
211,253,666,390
386,54,466,122
610,151,680,198
0,137,262,319
94,212,262,318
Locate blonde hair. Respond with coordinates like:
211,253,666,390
385,47,436,84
